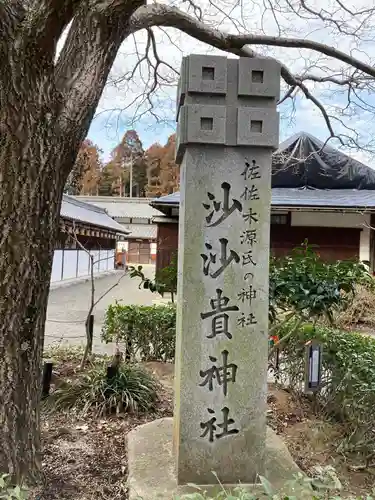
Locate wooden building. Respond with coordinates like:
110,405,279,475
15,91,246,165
151,133,375,272
52,195,128,283
75,196,163,265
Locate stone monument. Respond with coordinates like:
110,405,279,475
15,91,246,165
174,54,279,485
127,55,299,499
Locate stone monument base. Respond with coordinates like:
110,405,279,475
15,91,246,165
127,418,301,500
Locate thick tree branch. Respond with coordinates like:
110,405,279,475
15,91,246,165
129,4,375,79
54,2,144,176
0,1,25,47
229,34,375,78
299,73,372,87
129,4,256,57
334,0,374,17
23,0,81,57
129,4,341,138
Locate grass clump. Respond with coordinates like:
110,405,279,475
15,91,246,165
45,361,160,417
43,344,86,366
0,474,28,499
174,472,374,499
334,284,375,330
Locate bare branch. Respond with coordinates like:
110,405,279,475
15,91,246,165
130,4,375,78
334,0,374,17
181,0,203,21
68,225,89,254
92,272,127,309
129,4,341,138
62,224,126,366
280,0,372,38
148,28,179,79
299,73,372,87
278,85,296,105
128,3,375,146
228,35,375,79
129,4,258,57
105,23,179,127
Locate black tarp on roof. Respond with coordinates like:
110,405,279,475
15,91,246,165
272,132,375,189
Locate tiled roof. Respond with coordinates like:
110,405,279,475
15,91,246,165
61,195,129,233
272,188,375,207
152,188,375,209
152,192,180,205
122,224,157,239
75,196,163,219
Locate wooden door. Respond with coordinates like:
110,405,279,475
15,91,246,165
128,241,151,264
139,242,151,264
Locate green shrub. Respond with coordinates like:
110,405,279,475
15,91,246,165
102,303,176,362
269,241,373,323
275,320,375,457
45,362,160,416
129,255,178,302
0,475,27,499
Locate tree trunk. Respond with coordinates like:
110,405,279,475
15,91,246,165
0,0,144,483
0,124,66,481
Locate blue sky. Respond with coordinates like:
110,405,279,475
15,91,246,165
83,0,375,166
88,91,375,167
88,111,175,160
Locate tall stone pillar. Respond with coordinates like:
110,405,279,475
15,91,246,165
174,55,280,486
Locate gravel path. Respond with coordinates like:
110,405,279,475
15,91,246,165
45,266,156,354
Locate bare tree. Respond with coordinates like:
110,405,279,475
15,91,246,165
1,0,375,482
64,227,127,368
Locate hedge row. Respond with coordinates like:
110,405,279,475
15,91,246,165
102,303,176,362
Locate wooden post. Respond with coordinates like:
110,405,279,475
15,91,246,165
106,365,118,383
42,362,53,399
125,324,132,362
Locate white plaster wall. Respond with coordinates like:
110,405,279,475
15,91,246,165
108,249,115,267
51,248,115,284
51,250,63,282
63,250,78,280
77,251,90,277
91,250,100,273
360,226,371,263
151,242,157,255
98,249,109,271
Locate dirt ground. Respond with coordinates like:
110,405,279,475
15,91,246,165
32,360,173,500
32,360,375,499
267,384,375,497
